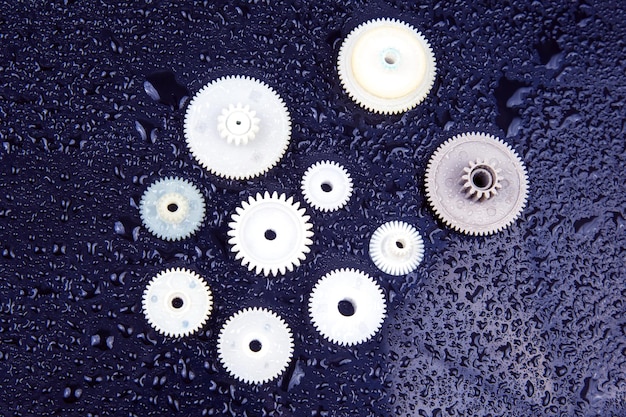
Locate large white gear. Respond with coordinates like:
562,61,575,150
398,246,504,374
369,221,424,275
301,160,353,212
425,132,529,235
309,268,387,346
139,176,206,241
142,268,213,338
217,307,294,384
184,75,292,180
227,191,313,277
337,18,437,114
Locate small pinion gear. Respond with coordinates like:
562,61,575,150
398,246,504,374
227,191,314,277
218,307,294,384
369,221,424,275
142,268,213,338
425,132,529,235
337,18,437,114
309,268,387,346
184,75,291,180
301,160,353,212
139,176,206,241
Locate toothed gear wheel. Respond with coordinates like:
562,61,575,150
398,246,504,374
301,160,353,212
142,268,213,338
425,132,529,235
369,221,424,275
309,268,387,346
218,307,294,384
337,18,437,114
184,75,292,180
227,191,313,276
139,177,206,241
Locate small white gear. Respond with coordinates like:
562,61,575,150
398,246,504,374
301,160,353,212
139,177,206,241
425,132,529,235
309,268,387,346
184,75,292,180
217,307,294,384
142,268,213,338
337,18,437,114
216,103,260,146
227,191,314,277
369,221,424,276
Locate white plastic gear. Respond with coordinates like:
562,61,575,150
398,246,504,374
369,221,424,275
142,268,213,338
309,268,387,346
301,160,353,212
217,307,294,384
139,176,206,241
337,18,437,114
461,158,503,200
216,103,260,146
184,75,292,180
425,132,529,236
227,191,314,276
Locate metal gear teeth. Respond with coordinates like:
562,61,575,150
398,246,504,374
301,160,354,212
369,221,424,275
337,17,437,114
141,267,213,338
425,132,529,236
217,307,294,384
308,268,387,346
139,176,206,241
184,75,292,180
227,191,314,276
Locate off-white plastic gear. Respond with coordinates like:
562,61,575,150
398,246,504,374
369,221,424,275
461,158,503,200
217,103,260,146
139,177,206,241
301,160,353,212
227,191,313,276
309,268,387,346
337,18,437,114
218,307,294,384
425,132,529,235
184,75,291,180
142,268,213,338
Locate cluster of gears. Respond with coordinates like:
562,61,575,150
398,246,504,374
137,18,528,385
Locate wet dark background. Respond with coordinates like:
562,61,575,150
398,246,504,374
1,1,625,416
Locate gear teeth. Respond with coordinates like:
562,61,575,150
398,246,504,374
218,307,294,384
369,221,424,275
142,268,213,338
301,160,354,212
228,192,313,277
425,132,529,235
309,268,386,346
337,18,437,114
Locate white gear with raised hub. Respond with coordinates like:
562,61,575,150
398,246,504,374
301,160,353,212
309,268,387,346
218,307,294,384
184,75,291,180
337,18,437,114
139,177,206,241
369,221,424,275
142,268,213,338
425,132,529,235
227,191,313,276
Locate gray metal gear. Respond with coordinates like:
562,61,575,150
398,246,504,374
425,132,528,235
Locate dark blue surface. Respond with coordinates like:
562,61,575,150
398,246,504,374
1,1,625,416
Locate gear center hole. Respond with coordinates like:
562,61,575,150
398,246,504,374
470,166,496,190
171,297,184,309
395,239,405,249
167,203,178,212
249,339,262,352
338,299,355,317
321,181,333,193
264,229,277,241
